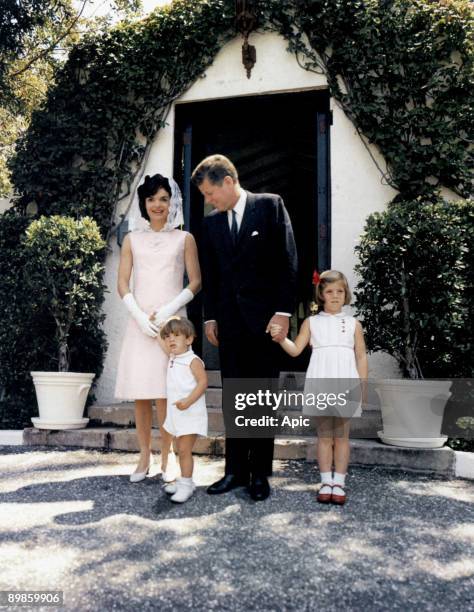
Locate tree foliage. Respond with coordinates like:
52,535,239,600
0,0,75,111
23,215,106,372
10,0,236,237
0,211,107,427
0,0,142,197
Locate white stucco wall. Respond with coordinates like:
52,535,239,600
96,31,399,403
0,197,12,214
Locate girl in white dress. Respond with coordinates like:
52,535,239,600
271,270,368,505
157,317,208,503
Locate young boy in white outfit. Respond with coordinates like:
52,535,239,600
158,317,208,503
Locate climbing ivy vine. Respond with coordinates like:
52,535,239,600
275,0,473,198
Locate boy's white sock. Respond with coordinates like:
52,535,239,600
320,471,333,493
333,472,346,495
165,476,193,495
170,477,195,503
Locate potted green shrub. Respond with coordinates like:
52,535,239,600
23,215,106,430
355,196,473,448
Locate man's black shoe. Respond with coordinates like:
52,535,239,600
207,474,249,495
249,475,270,501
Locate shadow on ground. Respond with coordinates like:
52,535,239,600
0,446,473,611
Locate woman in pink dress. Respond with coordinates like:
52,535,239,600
115,174,201,482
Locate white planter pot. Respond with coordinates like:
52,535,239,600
375,379,452,449
31,371,95,430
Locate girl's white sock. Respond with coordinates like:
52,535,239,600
333,472,346,495
320,471,333,493
320,471,333,485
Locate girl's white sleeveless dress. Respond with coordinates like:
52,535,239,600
303,311,362,417
114,229,188,400
163,349,208,437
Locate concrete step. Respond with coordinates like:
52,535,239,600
88,402,383,437
205,370,328,390
204,370,307,388
23,427,456,477
88,390,223,427
207,370,222,388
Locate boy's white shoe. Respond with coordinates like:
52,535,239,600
170,478,195,503
163,481,178,495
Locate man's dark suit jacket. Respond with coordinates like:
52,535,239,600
201,191,298,335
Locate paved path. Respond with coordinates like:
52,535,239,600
0,446,473,611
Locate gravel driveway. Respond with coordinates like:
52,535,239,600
0,446,473,611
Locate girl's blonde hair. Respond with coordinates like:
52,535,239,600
315,270,352,309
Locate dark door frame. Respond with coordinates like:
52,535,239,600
173,90,332,366
174,91,331,270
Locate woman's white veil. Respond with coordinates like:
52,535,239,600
128,174,184,232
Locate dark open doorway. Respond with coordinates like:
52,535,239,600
174,89,331,371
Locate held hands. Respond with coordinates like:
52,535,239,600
266,314,289,342
269,323,284,340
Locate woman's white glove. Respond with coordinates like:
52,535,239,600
123,293,159,338
152,288,194,325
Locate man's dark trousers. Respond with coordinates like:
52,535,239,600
218,307,281,479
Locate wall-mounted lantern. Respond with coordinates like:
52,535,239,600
235,0,258,78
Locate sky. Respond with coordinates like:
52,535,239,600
141,0,171,12
78,0,171,20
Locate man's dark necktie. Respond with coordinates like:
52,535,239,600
230,209,238,246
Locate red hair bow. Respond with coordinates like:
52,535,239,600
312,270,320,285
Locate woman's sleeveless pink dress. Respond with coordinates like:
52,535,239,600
115,228,188,399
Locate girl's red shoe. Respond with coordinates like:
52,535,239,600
331,486,346,505
317,483,333,503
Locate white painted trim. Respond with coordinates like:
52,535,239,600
0,430,24,445
455,451,474,480
174,83,329,105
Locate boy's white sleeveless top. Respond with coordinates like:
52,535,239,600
163,349,208,437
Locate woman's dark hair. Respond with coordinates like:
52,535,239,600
137,174,171,221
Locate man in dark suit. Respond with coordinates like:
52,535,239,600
192,154,297,501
